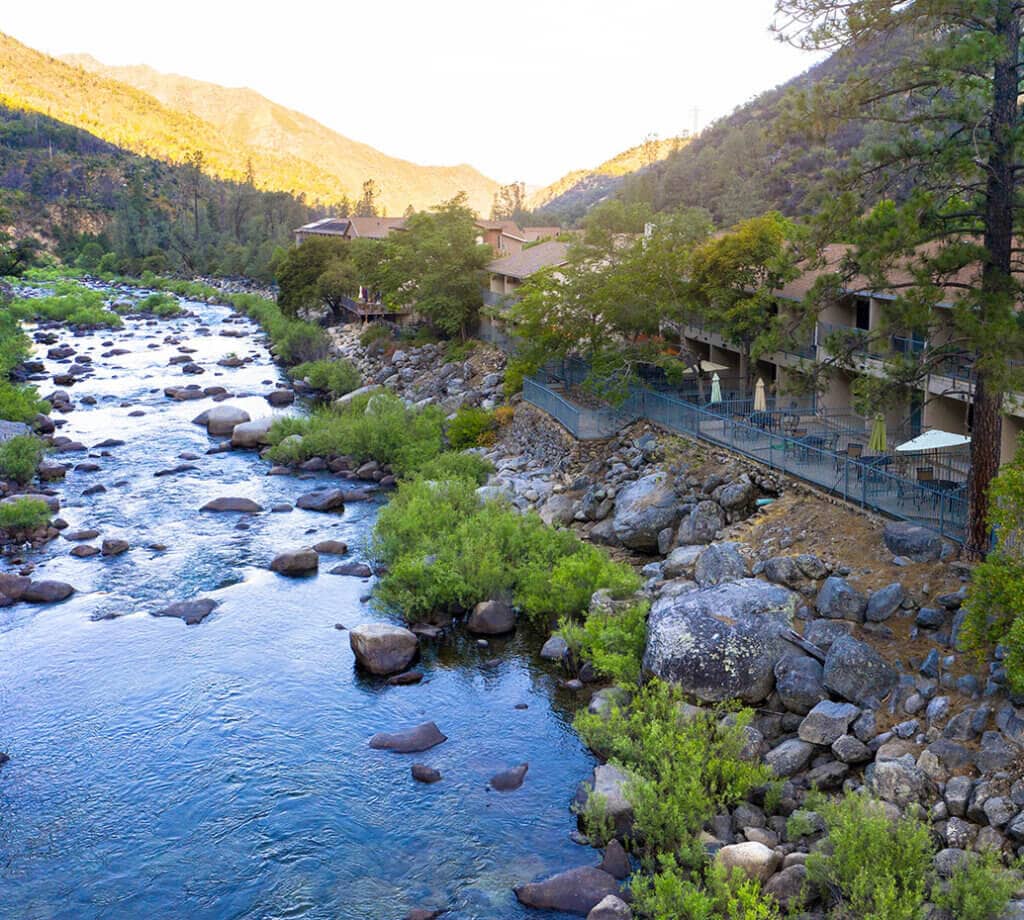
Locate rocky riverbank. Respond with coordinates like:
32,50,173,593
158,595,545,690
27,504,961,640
323,323,1024,918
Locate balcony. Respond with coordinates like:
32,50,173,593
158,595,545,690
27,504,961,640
338,294,410,319
818,323,926,361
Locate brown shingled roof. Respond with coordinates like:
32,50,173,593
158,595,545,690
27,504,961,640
347,216,406,239
487,241,570,280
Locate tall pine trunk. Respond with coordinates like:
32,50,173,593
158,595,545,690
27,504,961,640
970,0,1019,557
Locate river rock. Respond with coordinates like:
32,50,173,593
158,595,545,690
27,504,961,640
296,489,346,512
574,763,635,839
201,496,263,513
598,840,631,880
369,720,446,753
349,623,419,675
467,600,515,635
823,634,898,706
541,635,569,660
883,521,943,561
490,763,528,791
514,867,620,916
21,581,75,603
693,541,746,587
230,417,274,448
70,544,99,558
269,549,318,576
154,598,218,625
330,562,373,577
411,763,442,783
611,473,680,552
642,579,798,703
312,540,348,555
587,894,632,920
675,500,724,546
266,389,295,407
101,538,129,556
0,574,31,601
204,405,250,436
816,576,867,622
715,841,781,883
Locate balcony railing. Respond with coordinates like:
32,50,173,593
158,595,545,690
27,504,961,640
818,323,926,361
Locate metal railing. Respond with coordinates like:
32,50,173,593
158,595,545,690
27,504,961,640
523,370,968,543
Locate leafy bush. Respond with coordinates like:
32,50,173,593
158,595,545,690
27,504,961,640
415,451,493,485
9,282,122,327
520,547,641,622
0,312,30,377
447,407,496,449
559,600,648,685
0,383,48,423
225,293,331,366
934,849,1018,920
443,338,478,363
0,435,45,484
806,792,933,920
962,436,1024,691
134,292,182,316
0,496,51,531
291,358,361,398
493,405,515,426
574,680,771,863
371,477,639,623
632,857,781,920
360,323,392,348
504,357,530,398
267,391,445,475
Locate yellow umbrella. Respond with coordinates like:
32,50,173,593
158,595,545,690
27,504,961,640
753,378,767,412
868,414,887,454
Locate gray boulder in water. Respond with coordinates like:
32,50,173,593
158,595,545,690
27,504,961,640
514,866,620,915
642,578,798,703
349,623,419,675
368,720,446,753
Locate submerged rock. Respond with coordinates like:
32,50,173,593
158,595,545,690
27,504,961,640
296,489,346,512
201,496,262,513
269,549,319,577
369,720,447,753
489,763,528,791
514,866,620,916
411,763,442,784
154,598,218,625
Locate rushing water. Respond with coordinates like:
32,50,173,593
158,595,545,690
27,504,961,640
0,293,597,919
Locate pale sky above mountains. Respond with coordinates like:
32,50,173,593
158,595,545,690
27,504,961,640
4,0,825,186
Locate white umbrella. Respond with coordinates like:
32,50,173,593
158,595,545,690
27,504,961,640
753,378,767,413
709,372,722,404
895,430,971,453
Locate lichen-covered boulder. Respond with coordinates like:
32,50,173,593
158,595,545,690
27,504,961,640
694,542,747,587
642,579,799,703
883,521,943,562
674,500,724,546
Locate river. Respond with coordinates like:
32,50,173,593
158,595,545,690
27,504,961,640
0,290,596,919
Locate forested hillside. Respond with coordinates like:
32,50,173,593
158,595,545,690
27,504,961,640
0,104,318,279
0,33,498,217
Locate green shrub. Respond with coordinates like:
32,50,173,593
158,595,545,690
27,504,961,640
447,407,496,449
291,358,361,397
0,496,51,531
806,792,933,920
415,451,493,485
631,847,782,919
578,792,615,848
574,680,771,863
0,313,31,377
276,321,332,364
503,357,530,397
134,292,182,316
444,338,478,363
360,323,392,348
0,435,44,484
0,383,49,423
559,600,648,685
9,282,122,327
371,477,639,623
266,391,445,475
933,849,1018,920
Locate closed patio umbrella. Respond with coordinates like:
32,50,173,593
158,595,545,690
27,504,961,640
753,378,767,413
868,414,887,454
710,372,722,404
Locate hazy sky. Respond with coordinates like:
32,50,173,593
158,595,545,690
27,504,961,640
3,1,824,186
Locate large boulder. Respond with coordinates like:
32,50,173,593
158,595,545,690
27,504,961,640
514,867,620,916
21,580,75,604
883,521,943,562
816,576,867,622
774,654,826,715
349,623,419,675
230,417,274,448
674,500,724,546
823,634,898,706
295,489,346,512
154,598,218,625
203,405,250,436
587,894,632,920
642,579,799,703
466,600,516,635
694,542,747,587
611,473,680,552
269,549,319,577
